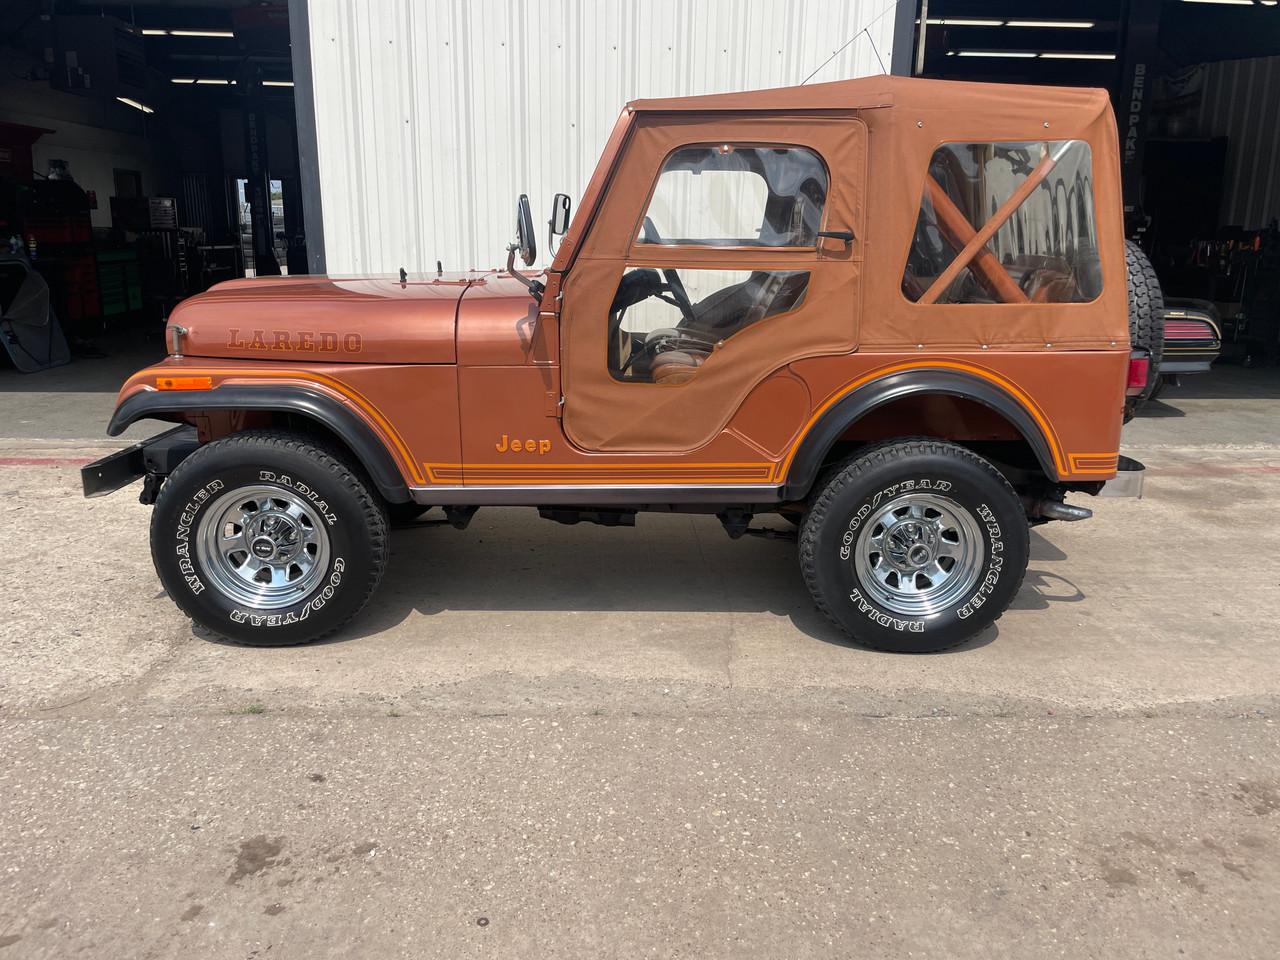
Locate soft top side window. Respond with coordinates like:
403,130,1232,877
637,145,829,248
902,140,1103,305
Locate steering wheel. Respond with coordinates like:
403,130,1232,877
641,217,697,324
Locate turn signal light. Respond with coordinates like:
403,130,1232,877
1125,357,1149,396
156,376,214,391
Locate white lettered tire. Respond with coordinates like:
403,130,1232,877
149,430,389,646
799,438,1029,653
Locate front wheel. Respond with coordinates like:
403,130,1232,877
799,439,1029,653
150,430,389,646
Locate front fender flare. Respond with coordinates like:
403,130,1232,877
781,369,1060,500
108,385,411,503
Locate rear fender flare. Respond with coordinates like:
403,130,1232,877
107,385,412,503
781,370,1059,500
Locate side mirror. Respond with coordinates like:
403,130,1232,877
515,194,537,266
548,193,571,237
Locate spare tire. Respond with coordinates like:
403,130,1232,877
1125,240,1165,417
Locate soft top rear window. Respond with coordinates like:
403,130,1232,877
902,140,1102,306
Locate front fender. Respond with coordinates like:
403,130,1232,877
108,385,411,503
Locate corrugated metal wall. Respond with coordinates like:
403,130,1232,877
303,0,899,274
1194,56,1280,231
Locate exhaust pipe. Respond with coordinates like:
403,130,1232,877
1034,500,1093,522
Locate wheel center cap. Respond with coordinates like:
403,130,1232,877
248,514,301,564
885,519,938,571
251,536,278,560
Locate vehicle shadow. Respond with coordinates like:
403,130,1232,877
1136,397,1187,419
1008,529,1085,611
297,509,1013,654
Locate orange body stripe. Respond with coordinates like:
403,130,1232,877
135,358,1096,489
128,368,427,486
1068,453,1120,474
774,359,1070,482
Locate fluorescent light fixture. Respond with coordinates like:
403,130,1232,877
1005,20,1096,28
927,18,1006,26
1040,52,1117,60
194,78,234,85
142,29,168,36
262,80,295,87
956,50,1038,58
1180,0,1256,5
170,78,197,83
169,29,235,38
116,97,154,114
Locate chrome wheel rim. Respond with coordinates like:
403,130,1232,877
196,484,331,609
852,492,984,617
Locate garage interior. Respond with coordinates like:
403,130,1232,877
909,0,1280,372
0,0,302,372
0,0,1277,376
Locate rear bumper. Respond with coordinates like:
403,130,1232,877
1097,455,1145,499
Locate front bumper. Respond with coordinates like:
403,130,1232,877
1097,455,1145,499
81,425,199,499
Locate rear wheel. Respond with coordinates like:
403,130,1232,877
150,430,388,646
799,439,1029,653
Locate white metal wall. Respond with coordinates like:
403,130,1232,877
304,0,900,275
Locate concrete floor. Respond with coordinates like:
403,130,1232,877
1,342,1278,958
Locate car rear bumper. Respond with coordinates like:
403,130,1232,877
1159,359,1214,373
1097,455,1145,498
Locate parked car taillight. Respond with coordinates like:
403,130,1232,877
1164,317,1220,344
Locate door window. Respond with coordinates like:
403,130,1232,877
636,146,828,247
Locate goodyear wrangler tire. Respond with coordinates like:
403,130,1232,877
799,439,1029,653
150,430,388,646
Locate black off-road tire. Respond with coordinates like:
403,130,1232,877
150,429,389,646
1125,240,1165,416
799,439,1029,653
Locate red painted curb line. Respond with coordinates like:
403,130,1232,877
0,457,95,466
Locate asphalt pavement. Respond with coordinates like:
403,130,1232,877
1,343,1277,958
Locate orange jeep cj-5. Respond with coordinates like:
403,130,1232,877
83,76,1157,654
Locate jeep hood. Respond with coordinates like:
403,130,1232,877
168,274,479,364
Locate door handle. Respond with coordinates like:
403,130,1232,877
817,230,855,244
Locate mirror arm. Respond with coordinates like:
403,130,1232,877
506,244,544,301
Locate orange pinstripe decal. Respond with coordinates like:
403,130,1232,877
1068,453,1120,474
135,368,427,485
424,462,774,485
773,359,1071,482
150,360,1103,489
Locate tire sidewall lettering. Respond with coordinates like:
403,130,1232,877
257,470,339,526
172,478,225,595
957,503,1004,620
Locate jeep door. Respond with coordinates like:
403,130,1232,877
559,114,867,454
